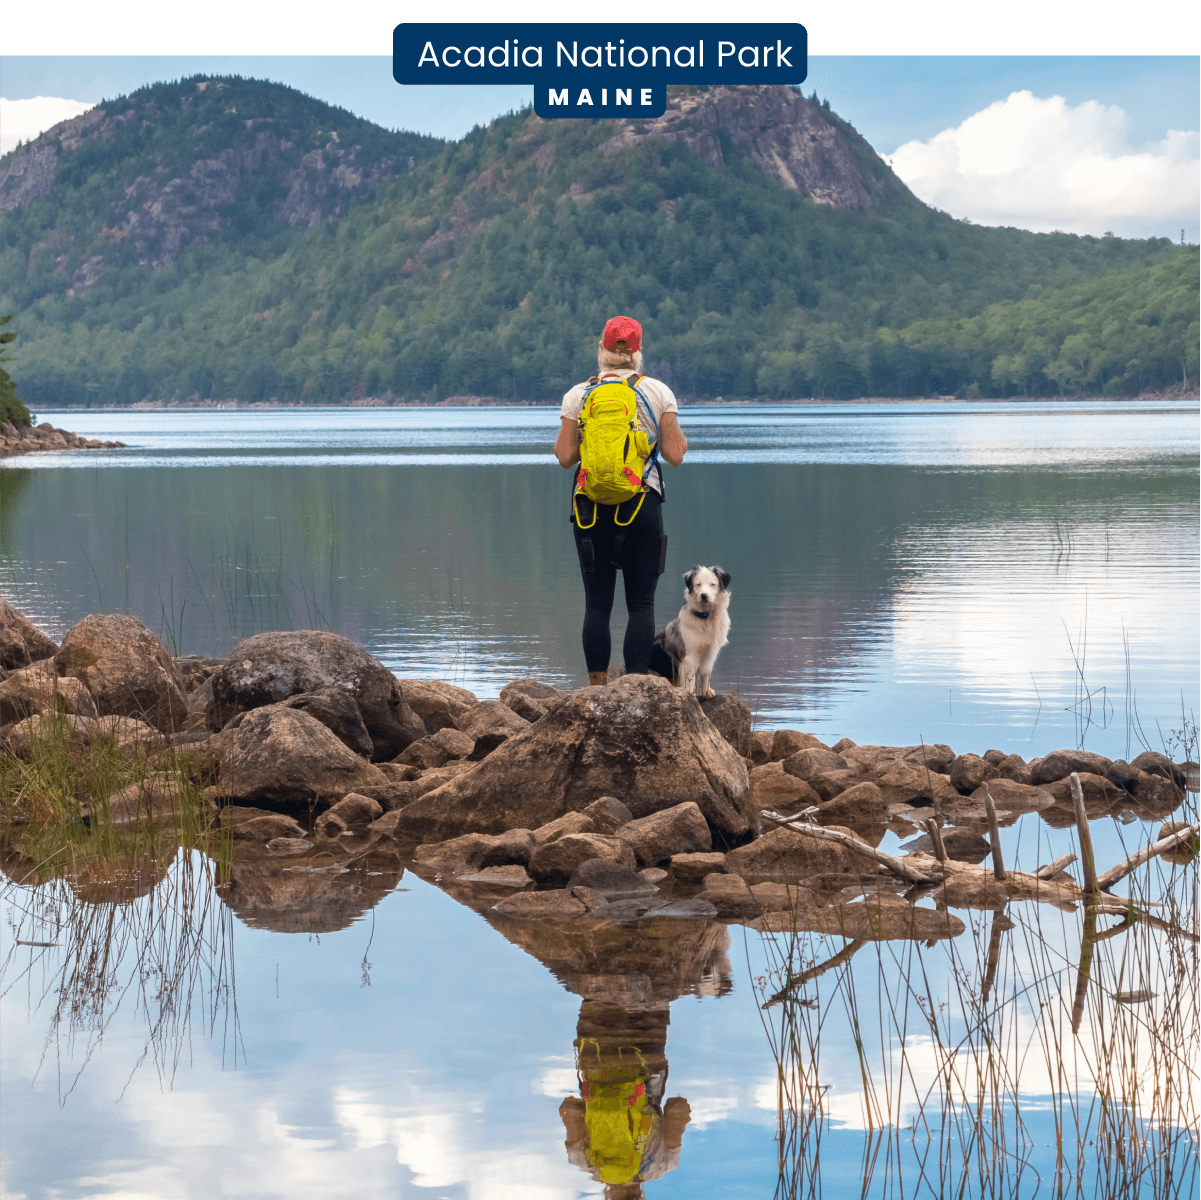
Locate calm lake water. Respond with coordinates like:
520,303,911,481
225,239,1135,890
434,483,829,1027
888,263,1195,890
1,399,1198,1198
2,400,1198,757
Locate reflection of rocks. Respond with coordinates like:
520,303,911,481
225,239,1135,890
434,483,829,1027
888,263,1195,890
219,834,406,933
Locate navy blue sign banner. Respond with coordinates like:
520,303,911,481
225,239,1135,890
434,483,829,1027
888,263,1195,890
393,23,807,119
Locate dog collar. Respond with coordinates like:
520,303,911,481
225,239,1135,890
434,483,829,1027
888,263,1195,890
691,609,710,620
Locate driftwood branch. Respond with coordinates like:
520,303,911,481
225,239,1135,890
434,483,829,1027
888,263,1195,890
922,818,948,864
1036,853,1078,880
1070,773,1099,899
760,810,935,884
982,785,1006,882
1095,823,1200,892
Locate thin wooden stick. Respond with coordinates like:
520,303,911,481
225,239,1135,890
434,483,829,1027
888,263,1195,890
922,818,948,863
1036,853,1078,880
1070,773,1098,900
982,785,1006,882
1095,823,1200,891
760,810,934,884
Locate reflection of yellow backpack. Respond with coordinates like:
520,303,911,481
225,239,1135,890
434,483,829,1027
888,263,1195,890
573,373,660,527
584,1080,655,1185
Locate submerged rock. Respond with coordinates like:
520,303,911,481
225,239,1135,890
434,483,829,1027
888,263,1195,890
391,675,754,844
54,613,189,733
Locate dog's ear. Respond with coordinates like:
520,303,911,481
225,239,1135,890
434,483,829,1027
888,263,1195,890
682,568,697,591
715,568,732,591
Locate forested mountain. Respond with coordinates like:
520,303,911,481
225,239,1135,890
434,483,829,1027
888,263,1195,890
0,77,1192,405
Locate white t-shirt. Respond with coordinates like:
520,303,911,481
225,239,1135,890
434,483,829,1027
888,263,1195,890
560,369,678,495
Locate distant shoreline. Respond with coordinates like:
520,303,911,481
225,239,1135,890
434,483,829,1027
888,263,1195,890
36,387,1199,413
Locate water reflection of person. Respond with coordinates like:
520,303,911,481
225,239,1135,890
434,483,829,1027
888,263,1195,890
558,1000,691,1195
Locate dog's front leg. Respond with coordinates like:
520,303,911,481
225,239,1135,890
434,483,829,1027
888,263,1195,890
678,656,698,694
696,667,715,698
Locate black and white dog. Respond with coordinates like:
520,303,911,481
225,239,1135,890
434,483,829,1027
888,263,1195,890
649,565,732,696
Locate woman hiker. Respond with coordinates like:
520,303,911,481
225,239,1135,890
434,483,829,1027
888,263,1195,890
554,315,688,686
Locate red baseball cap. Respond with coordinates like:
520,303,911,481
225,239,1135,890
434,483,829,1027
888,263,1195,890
602,315,642,352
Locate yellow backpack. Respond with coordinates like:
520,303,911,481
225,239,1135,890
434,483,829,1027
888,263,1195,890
572,373,660,527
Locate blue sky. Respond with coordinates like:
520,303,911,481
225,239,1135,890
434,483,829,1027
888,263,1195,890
2,56,1198,239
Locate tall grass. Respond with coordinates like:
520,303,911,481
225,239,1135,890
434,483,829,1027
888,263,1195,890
755,795,1199,1197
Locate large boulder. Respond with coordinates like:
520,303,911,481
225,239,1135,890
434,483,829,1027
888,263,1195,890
697,693,753,757
395,678,478,734
0,660,98,724
782,747,853,781
215,704,389,807
1029,749,1114,786
771,729,826,760
54,614,188,733
874,760,960,807
0,598,59,670
206,631,425,759
392,674,754,844
812,781,887,839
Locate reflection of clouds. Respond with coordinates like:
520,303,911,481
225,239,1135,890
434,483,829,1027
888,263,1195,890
532,1059,578,1097
334,1088,598,1198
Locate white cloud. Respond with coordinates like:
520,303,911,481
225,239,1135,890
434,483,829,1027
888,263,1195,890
888,90,1200,240
0,95,97,155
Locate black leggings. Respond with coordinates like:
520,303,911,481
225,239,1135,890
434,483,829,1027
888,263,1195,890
572,490,666,674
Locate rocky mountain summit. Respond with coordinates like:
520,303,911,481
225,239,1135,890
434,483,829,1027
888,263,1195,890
0,75,445,290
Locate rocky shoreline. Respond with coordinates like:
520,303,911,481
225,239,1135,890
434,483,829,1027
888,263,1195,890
1,599,1195,936
0,420,125,458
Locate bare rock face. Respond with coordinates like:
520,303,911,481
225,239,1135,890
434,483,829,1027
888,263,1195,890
215,704,389,807
396,678,478,734
54,613,188,733
1029,749,1114,786
614,801,712,866
0,660,98,723
392,674,754,844
602,86,907,212
279,690,374,758
206,630,425,759
697,693,753,757
0,598,60,669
